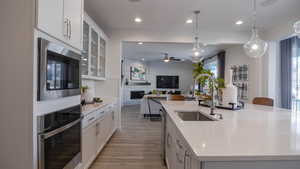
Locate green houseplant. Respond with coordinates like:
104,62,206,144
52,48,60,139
192,63,225,100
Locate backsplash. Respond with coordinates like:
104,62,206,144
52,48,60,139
82,79,96,98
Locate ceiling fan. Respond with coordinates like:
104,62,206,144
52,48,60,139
161,53,184,63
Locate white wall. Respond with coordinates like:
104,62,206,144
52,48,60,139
94,28,250,108
224,21,297,107
147,61,194,92
121,58,147,105
225,45,263,103
122,58,194,105
82,17,297,108
260,19,299,107
0,0,35,169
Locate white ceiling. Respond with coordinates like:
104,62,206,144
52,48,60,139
85,0,300,35
122,42,236,62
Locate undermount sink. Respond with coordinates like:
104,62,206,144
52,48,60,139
176,111,216,121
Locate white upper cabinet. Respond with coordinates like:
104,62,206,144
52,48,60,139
37,0,64,40
64,0,83,49
81,13,107,81
37,0,83,50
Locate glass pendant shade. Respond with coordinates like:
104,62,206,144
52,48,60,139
244,28,268,58
193,37,205,57
191,11,206,62
244,0,268,58
191,55,203,63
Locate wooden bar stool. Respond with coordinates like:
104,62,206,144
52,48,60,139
252,97,274,107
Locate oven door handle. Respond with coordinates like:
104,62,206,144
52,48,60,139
40,117,83,140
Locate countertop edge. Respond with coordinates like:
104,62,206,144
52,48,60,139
82,99,117,116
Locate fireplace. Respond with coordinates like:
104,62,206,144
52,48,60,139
130,91,145,99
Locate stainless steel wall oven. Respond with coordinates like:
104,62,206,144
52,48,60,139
37,105,82,169
38,38,81,101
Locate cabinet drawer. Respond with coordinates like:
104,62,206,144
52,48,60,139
95,108,106,120
82,111,98,129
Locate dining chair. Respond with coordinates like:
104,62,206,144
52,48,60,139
252,97,274,107
169,95,185,101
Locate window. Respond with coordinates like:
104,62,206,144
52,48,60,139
292,37,300,111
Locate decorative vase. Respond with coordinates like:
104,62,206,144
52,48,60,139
81,88,93,103
222,69,238,106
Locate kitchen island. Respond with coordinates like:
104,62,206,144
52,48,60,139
140,94,194,117
161,100,300,169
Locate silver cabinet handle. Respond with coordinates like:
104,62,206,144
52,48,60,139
176,139,183,149
40,117,83,139
167,133,171,147
184,151,191,169
64,18,69,38
176,152,183,164
95,122,99,135
88,117,95,122
68,19,72,39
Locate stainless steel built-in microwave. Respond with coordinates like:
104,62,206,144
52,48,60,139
37,38,81,101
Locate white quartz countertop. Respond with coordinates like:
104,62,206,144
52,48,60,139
161,101,300,161
81,98,117,116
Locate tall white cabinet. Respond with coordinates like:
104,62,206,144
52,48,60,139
81,13,107,80
37,0,83,50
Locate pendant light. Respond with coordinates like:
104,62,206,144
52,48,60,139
192,11,205,63
244,0,268,58
294,20,300,38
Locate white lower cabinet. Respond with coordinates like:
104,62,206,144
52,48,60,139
95,117,105,154
166,115,175,169
81,102,118,169
82,121,97,169
166,114,200,169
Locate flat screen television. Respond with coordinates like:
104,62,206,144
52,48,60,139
156,76,179,89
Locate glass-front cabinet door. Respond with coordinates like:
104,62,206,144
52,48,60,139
81,15,107,80
90,28,99,77
81,21,89,76
99,37,106,78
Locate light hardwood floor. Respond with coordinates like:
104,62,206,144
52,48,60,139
90,105,167,169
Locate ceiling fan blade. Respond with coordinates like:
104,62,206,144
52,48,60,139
260,0,278,7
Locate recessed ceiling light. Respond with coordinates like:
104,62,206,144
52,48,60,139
128,0,141,3
134,17,142,23
138,42,143,45
141,58,145,61
186,19,193,24
235,20,244,25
